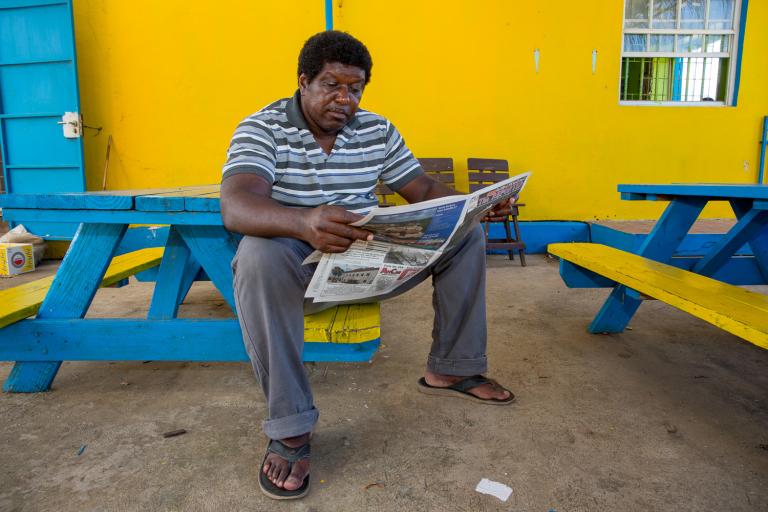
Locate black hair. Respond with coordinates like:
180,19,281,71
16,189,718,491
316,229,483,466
298,31,372,85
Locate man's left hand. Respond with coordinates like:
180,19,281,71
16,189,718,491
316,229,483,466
483,197,517,222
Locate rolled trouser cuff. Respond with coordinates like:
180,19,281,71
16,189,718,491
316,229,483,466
426,355,488,376
263,407,319,440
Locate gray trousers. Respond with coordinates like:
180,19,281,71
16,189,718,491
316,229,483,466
231,224,488,440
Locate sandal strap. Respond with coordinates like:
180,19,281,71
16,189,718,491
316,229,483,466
267,439,310,463
449,375,493,393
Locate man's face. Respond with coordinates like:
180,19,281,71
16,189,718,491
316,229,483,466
299,62,366,135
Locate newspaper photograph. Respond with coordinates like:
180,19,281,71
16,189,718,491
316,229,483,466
305,171,530,302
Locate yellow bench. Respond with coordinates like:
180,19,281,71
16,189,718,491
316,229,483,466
0,248,165,329
549,243,768,350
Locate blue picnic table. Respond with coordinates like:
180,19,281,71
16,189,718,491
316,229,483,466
0,185,381,392
588,183,768,334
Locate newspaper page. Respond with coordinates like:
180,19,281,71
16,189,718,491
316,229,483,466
305,171,530,302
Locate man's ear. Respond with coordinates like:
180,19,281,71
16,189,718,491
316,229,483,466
298,73,309,94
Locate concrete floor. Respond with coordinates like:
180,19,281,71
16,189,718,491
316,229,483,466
1,254,768,511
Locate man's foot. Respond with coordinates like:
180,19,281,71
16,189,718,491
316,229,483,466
260,433,310,498
419,372,515,405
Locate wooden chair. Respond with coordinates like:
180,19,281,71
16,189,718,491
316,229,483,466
467,157,526,265
418,157,455,190
375,183,397,207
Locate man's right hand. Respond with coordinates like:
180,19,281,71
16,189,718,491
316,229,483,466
300,205,373,253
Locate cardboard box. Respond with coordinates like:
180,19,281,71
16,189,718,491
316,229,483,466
0,243,35,277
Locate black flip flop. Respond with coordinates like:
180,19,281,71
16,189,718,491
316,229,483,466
417,375,516,405
259,439,311,500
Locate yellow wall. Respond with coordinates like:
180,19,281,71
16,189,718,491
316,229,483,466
73,1,768,221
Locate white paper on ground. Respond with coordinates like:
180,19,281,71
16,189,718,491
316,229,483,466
475,478,513,502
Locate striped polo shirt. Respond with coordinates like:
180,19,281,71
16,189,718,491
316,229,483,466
222,90,423,214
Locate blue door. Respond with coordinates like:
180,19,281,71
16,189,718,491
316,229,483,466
0,0,85,239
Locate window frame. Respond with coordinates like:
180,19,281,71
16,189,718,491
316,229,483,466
619,0,744,106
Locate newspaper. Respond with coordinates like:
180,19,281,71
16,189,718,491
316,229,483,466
304,171,531,302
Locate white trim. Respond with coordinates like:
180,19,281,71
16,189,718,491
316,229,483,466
623,28,735,35
622,51,729,58
619,100,728,107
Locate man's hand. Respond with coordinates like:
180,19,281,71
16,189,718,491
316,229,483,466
300,205,373,253
483,196,518,222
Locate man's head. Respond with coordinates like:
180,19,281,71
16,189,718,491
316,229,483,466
297,31,373,135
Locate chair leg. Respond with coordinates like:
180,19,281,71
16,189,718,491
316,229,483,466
504,218,514,260
511,213,526,266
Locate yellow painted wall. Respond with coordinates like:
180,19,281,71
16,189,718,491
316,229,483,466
73,1,768,221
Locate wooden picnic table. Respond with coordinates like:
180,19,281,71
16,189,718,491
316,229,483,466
0,185,380,392
553,184,768,346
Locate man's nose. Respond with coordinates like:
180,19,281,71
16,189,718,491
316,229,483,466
335,86,353,104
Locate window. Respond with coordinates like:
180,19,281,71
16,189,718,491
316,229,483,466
620,0,743,104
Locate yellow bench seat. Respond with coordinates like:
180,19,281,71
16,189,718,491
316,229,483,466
548,243,768,350
0,248,164,329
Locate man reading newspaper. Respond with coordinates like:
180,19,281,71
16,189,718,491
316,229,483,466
220,31,517,500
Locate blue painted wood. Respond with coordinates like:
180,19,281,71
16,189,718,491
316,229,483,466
0,319,380,363
184,192,221,212
0,208,224,228
692,208,768,277
590,223,752,257
0,192,134,210
589,197,706,333
731,0,749,106
148,227,195,319
3,222,127,392
731,199,768,282
176,225,238,311
559,260,616,288
759,116,768,184
134,185,220,212
0,0,85,238
618,184,768,201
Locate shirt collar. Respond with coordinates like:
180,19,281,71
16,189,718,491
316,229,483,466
285,89,361,134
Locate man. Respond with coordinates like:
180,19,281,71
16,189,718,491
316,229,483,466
221,31,515,500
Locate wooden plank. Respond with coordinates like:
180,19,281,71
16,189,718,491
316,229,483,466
0,208,224,226
148,228,197,319
304,303,381,344
418,158,453,171
619,184,768,201
0,319,381,362
467,158,509,171
185,191,221,212
135,185,220,212
468,171,508,183
549,243,768,349
0,187,219,211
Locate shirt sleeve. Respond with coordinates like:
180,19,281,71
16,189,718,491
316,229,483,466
221,118,277,183
378,121,424,191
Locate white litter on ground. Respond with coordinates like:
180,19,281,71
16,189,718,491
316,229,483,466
475,478,513,502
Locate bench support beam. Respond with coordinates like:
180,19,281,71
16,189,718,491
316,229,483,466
589,197,706,334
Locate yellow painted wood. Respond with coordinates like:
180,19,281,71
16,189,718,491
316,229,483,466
549,243,768,350
0,248,164,329
304,303,381,344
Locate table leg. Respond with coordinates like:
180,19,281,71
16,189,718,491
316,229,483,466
730,199,768,283
588,197,706,334
3,223,128,392
175,225,238,311
692,202,768,277
148,226,201,320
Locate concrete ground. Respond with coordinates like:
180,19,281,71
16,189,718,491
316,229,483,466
1,254,768,511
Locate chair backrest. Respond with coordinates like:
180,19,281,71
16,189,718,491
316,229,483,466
467,158,509,193
418,158,455,190
375,183,397,207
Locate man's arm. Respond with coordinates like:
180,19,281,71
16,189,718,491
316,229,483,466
220,174,372,253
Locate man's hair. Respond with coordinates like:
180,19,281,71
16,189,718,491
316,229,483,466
298,31,372,85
